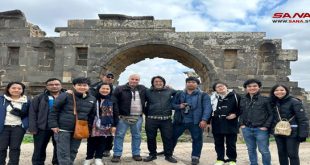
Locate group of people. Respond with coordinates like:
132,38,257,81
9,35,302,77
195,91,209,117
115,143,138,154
0,71,308,165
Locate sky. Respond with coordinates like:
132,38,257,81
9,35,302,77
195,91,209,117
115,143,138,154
1,0,309,90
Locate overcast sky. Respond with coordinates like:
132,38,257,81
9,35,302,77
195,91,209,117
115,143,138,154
1,0,309,90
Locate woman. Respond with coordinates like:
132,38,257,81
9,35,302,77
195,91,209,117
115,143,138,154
270,84,309,165
210,82,240,165
84,83,116,165
0,82,30,165
48,77,96,165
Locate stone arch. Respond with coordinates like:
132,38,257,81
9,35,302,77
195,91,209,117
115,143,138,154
38,40,55,71
100,40,218,91
257,42,277,75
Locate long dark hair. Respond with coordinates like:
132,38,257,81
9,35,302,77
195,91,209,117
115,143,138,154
269,84,290,103
5,82,26,97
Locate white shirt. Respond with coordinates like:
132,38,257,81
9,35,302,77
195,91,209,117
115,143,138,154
4,95,28,126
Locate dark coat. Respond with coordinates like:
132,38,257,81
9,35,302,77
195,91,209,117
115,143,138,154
48,92,96,131
239,93,273,128
210,91,241,134
145,87,176,117
271,95,309,138
0,95,30,133
28,89,66,132
112,83,147,124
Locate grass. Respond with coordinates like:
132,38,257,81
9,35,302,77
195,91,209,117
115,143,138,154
22,132,310,144
22,134,34,143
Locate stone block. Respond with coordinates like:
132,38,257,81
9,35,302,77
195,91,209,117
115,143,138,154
154,20,172,28
68,20,85,28
278,49,298,61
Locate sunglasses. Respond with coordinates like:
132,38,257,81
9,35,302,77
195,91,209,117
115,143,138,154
106,75,114,79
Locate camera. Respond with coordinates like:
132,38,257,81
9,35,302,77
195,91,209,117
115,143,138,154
184,103,191,114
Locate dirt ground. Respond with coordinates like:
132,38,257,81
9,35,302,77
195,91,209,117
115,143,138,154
14,142,310,165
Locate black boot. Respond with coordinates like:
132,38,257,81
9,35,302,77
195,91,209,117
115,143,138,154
143,155,157,162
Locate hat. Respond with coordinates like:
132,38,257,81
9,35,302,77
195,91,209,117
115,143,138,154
102,71,114,77
185,77,200,85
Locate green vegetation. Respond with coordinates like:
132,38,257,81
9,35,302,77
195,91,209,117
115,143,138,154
22,134,34,143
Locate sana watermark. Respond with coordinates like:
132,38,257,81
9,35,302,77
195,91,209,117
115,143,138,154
272,12,310,23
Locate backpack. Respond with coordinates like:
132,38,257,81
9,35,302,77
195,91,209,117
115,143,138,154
274,106,294,136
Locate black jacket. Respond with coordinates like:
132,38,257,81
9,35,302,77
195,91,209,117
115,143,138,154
210,91,241,134
239,93,273,128
271,95,309,138
48,92,96,131
29,89,66,132
145,87,177,117
112,83,147,123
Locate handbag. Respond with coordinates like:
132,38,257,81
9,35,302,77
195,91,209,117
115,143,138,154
274,106,294,136
120,115,139,125
8,101,27,118
72,94,89,140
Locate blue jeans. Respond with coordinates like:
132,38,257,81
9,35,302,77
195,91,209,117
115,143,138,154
172,123,203,158
113,116,143,156
242,127,271,165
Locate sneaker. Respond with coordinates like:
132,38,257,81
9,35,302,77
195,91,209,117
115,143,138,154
214,160,225,165
228,161,236,165
192,157,200,165
103,150,111,157
83,159,92,165
165,156,178,163
95,158,103,165
132,155,142,161
143,155,157,162
111,156,121,163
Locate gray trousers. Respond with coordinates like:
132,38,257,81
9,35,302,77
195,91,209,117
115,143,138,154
54,131,81,165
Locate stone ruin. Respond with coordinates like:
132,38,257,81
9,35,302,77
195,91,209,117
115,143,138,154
0,10,307,99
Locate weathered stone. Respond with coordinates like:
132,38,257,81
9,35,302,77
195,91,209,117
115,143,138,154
278,49,298,61
0,10,306,98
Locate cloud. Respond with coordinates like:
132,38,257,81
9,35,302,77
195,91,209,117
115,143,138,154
1,0,309,91
254,0,310,91
198,0,260,21
118,58,193,89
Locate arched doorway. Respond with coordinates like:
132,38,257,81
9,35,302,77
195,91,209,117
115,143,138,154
100,41,218,91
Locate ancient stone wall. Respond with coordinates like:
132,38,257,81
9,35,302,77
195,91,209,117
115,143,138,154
0,10,305,97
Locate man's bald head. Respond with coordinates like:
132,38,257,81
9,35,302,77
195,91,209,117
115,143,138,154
128,74,140,88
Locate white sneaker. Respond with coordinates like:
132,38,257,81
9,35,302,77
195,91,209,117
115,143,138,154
228,161,236,165
95,158,103,165
214,160,225,165
83,159,93,165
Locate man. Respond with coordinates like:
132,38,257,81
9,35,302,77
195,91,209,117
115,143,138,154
29,78,65,165
89,71,115,157
90,71,115,94
143,76,177,163
48,77,96,165
239,79,273,165
172,77,212,165
111,74,146,163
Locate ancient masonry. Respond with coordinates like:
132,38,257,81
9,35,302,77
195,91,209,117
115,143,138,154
0,10,306,97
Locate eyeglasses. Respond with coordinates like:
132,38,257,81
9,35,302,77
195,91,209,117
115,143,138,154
106,75,114,79
47,84,61,86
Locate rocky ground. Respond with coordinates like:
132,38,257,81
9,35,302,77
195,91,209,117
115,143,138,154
15,142,310,165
